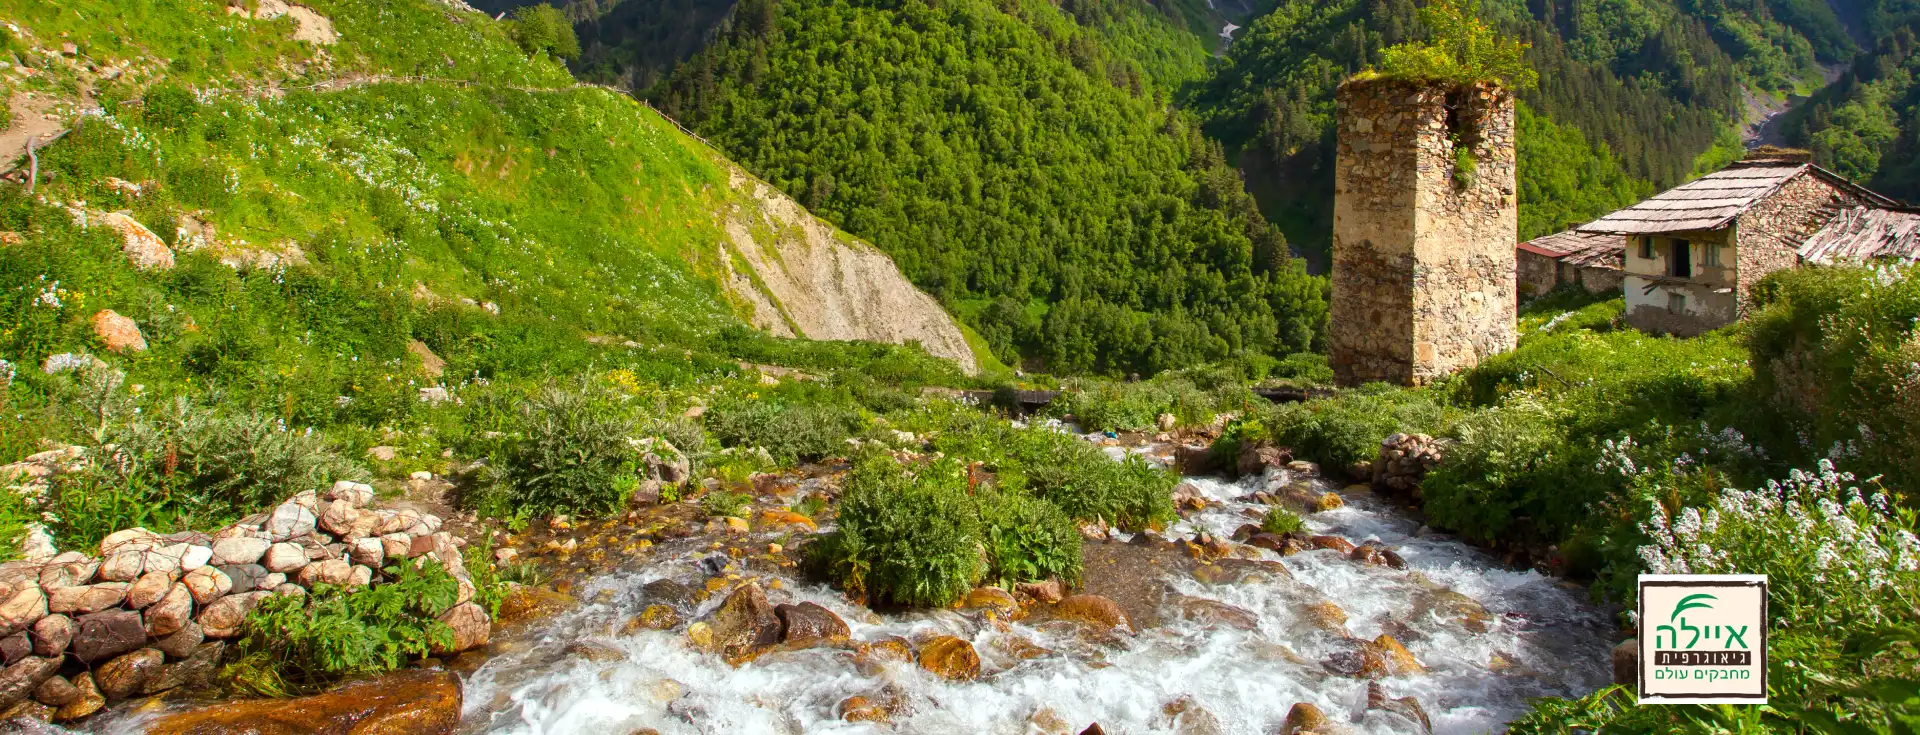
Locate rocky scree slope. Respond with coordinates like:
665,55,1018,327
0,0,978,374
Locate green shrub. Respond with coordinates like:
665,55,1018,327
141,84,200,131
1211,415,1272,468
706,394,861,464
1261,507,1304,535
223,560,461,695
977,487,1082,588
489,379,638,519
1025,450,1176,531
1266,385,1451,470
1269,352,1334,385
507,4,581,61
805,455,985,607
1419,397,1571,541
1373,0,1538,90
701,489,750,519
1057,370,1254,432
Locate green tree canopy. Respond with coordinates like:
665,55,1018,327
1375,0,1538,89
509,5,581,61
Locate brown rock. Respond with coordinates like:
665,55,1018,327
1053,594,1131,632
142,641,223,695
853,636,913,674
296,559,353,587
1301,600,1348,633
963,586,1021,618
183,566,233,605
31,675,77,708
1324,638,1390,679
155,621,204,659
100,212,176,271
1281,702,1328,735
127,569,175,609
98,549,145,582
1372,634,1425,676
916,635,980,681
1174,597,1260,631
1308,536,1356,554
839,694,889,723
145,583,194,637
705,584,782,661
197,591,270,639
0,656,59,713
71,609,147,662
94,647,164,701
1612,639,1639,687
52,673,103,722
432,602,489,655
91,310,147,352
29,615,72,657
0,633,27,666
774,602,849,649
264,542,308,574
0,585,46,636
562,641,627,663
143,669,461,734
622,605,680,634
1015,578,1064,604
1365,681,1432,732
1314,492,1345,512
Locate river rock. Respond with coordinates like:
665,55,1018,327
264,542,308,573
432,602,490,656
1235,443,1290,477
1281,702,1328,735
145,583,193,637
962,587,1021,619
127,570,175,609
155,621,204,659
1164,695,1225,735
53,673,103,722
142,641,223,695
1301,600,1348,633
72,609,146,662
704,584,782,661
1324,637,1390,679
1053,594,1131,632
182,566,232,606
348,564,373,588
1612,639,1639,686
0,633,27,666
1174,596,1260,631
297,559,352,587
143,669,461,735
624,604,680,634
1308,536,1356,554
380,533,413,560
198,591,270,639
29,614,71,657
1016,578,1064,604
98,549,145,582
37,554,97,590
266,503,317,541
95,647,164,701
328,479,375,507
211,536,270,566
219,564,268,592
916,635,980,681
1372,634,1424,676
31,675,77,708
349,538,386,567
1365,681,1432,732
100,528,164,556
319,501,364,537
774,602,849,649
839,694,889,723
0,655,59,712
0,585,46,636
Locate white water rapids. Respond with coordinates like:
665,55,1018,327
455,437,1614,734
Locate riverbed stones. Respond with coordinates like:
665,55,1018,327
72,609,147,662
31,675,77,708
1365,681,1432,732
705,584,782,661
1372,634,1424,675
1173,596,1260,631
143,668,462,735
1281,702,1329,734
839,695,889,723
95,647,164,701
0,655,60,711
53,673,103,721
1308,536,1356,554
144,583,193,637
29,614,71,657
916,635,980,681
155,621,203,659
774,602,849,649
1301,600,1348,633
962,587,1021,619
264,542,308,573
1053,594,1131,632
433,602,490,656
127,570,175,609
1015,578,1064,604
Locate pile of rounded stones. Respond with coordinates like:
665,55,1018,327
0,480,490,723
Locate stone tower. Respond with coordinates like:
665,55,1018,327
1330,77,1517,386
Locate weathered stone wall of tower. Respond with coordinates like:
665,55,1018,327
1330,78,1517,386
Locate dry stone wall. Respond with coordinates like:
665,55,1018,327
1733,173,1863,314
1331,79,1517,386
0,449,489,723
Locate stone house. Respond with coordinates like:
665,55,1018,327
1576,150,1898,336
1516,229,1624,297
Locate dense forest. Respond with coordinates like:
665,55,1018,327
648,0,1329,376
1781,0,1920,201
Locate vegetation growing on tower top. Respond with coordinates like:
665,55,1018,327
1371,0,1538,90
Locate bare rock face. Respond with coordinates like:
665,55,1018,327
915,636,980,681
718,171,978,374
704,584,782,662
144,669,461,735
90,310,147,353
774,602,849,649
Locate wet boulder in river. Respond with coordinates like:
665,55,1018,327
143,669,461,735
916,635,980,681
774,602,849,649
1281,702,1329,735
704,584,782,662
1365,681,1432,733
1053,594,1131,632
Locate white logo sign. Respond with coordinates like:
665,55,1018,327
1638,574,1768,704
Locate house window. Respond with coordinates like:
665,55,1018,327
1669,292,1687,314
1638,236,1654,260
1670,238,1692,278
1701,242,1722,268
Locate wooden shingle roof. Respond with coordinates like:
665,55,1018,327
1798,206,1920,264
1519,229,1617,261
1577,162,1898,235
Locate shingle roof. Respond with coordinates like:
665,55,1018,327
1563,236,1624,269
1798,206,1920,264
1576,163,1898,235
1517,229,1623,270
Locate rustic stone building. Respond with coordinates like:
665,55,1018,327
1330,78,1517,386
1516,229,1624,297
1578,150,1897,336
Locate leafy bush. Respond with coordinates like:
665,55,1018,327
1026,451,1176,531
1419,397,1572,541
1373,0,1538,90
806,455,985,607
1210,414,1273,468
487,379,638,519
701,489,751,519
706,393,861,463
1057,369,1255,432
507,5,581,61
1261,507,1304,535
223,561,461,695
976,487,1082,588
1266,384,1451,470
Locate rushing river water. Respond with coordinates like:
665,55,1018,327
454,434,1615,735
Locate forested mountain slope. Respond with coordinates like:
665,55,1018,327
1781,0,1920,200
649,0,1329,376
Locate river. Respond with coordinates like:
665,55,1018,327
449,431,1614,734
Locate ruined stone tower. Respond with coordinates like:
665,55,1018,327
1330,78,1517,386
